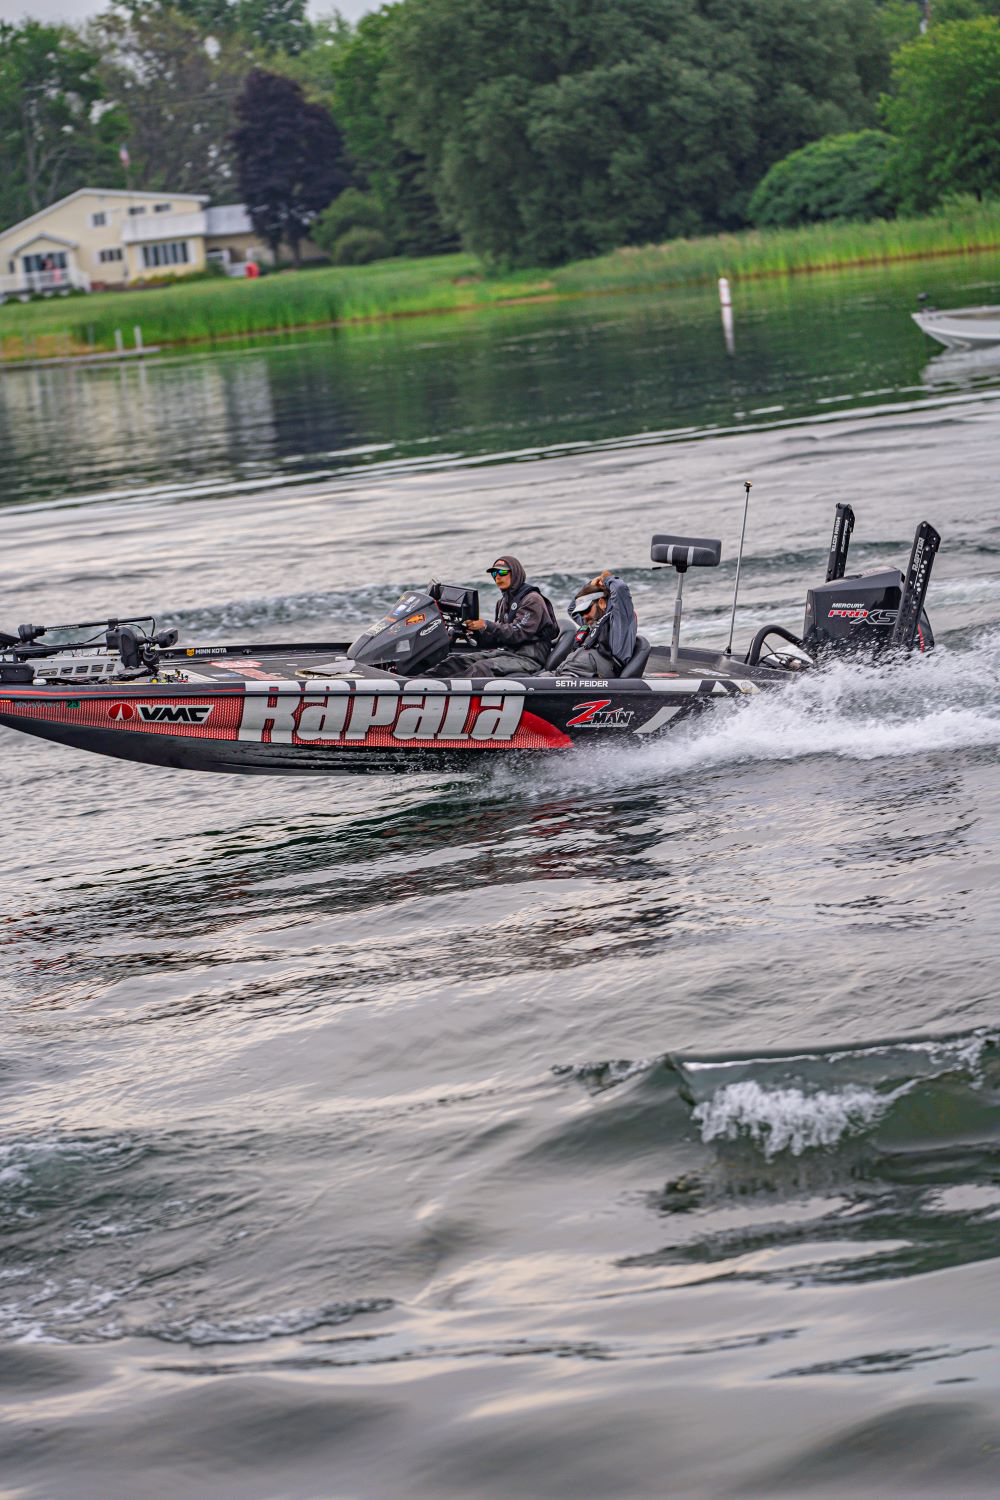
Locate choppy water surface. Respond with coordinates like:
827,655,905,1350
2,259,1000,1498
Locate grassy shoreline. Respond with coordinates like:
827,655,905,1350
3,202,999,363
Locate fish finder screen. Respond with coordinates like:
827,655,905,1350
432,584,480,620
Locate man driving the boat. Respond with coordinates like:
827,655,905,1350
436,555,559,678
558,571,637,678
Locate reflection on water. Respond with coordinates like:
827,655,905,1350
2,252,1000,511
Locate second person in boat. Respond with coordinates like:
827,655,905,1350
557,570,637,678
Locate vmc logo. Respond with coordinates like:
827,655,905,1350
107,702,213,725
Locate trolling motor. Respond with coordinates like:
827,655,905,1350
104,621,180,671
0,615,178,684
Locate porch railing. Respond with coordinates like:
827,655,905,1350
0,266,92,298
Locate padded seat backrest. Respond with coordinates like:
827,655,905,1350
620,636,651,678
651,535,721,568
545,624,578,671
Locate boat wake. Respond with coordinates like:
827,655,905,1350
523,626,1000,793
554,1028,1000,1288
560,1027,1000,1166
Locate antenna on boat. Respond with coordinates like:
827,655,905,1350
724,480,752,658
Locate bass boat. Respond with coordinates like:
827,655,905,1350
0,501,940,775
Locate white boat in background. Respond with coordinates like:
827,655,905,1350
912,305,1000,350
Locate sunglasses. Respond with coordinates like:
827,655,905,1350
489,567,511,579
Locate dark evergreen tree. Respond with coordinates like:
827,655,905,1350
230,68,351,265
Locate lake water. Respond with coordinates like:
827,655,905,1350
2,257,1000,1498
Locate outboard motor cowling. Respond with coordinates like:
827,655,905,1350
802,520,939,656
348,583,480,674
804,569,923,653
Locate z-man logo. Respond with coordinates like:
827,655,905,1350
566,700,635,729
107,702,214,725
567,699,613,726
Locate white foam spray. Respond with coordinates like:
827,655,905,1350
526,628,1000,794
693,1079,911,1159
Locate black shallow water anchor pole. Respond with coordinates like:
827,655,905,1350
724,480,752,658
891,521,941,652
826,502,855,582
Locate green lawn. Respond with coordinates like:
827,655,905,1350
3,200,1000,362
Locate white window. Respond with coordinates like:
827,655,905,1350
90,211,107,228
98,248,123,263
153,203,172,213
128,205,146,216
141,240,190,269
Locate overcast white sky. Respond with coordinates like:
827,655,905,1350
0,0,374,23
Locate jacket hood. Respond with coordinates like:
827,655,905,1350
491,555,527,593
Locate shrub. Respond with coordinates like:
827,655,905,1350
313,189,388,254
330,226,393,264
749,131,899,228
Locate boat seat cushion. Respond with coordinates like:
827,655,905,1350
545,624,578,671
651,535,721,567
620,636,651,678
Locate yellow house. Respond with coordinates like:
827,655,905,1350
0,188,272,299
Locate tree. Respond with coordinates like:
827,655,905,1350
230,67,351,264
329,8,454,256
382,0,893,266
236,0,313,55
748,130,899,226
875,0,922,54
0,20,122,226
90,8,248,199
932,0,1000,19
119,0,314,56
881,18,1000,210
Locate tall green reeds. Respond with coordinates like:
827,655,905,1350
2,200,1000,361
552,199,1000,291
0,256,548,356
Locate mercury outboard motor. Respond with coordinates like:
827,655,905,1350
802,506,939,656
348,582,480,673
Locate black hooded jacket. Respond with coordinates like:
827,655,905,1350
478,556,559,664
